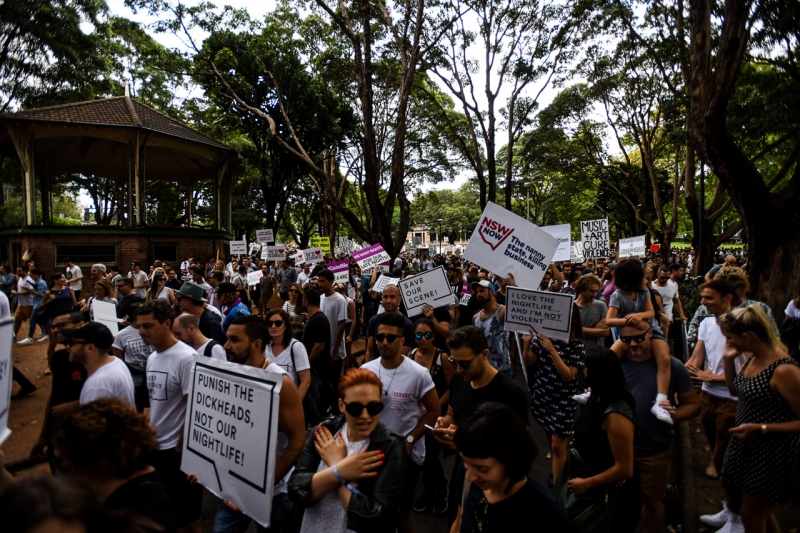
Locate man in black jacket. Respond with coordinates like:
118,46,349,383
176,282,224,344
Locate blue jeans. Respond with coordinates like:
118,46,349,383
213,492,292,533
27,306,43,338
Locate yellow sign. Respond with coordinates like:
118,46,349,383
309,236,331,254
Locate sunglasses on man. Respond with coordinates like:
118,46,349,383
619,328,650,344
375,333,401,343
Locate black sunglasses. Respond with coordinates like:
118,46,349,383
415,331,435,340
619,329,650,344
343,401,384,417
448,355,476,369
266,320,284,328
375,333,401,343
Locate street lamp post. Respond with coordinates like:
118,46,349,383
524,182,534,222
437,218,444,255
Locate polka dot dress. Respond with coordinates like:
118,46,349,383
528,337,585,438
300,422,371,533
721,357,800,504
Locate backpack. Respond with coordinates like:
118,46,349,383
204,340,219,357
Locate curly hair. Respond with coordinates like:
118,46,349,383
574,273,602,292
338,368,383,399
52,398,159,481
714,266,749,294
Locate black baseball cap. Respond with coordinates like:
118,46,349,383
61,322,114,350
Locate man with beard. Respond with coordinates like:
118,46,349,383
207,315,306,533
364,284,415,361
472,280,511,375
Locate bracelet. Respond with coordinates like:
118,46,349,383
332,465,361,497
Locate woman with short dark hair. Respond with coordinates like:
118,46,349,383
452,402,571,532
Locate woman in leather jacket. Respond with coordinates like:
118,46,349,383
288,368,406,532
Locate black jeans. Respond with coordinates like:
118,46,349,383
421,433,447,498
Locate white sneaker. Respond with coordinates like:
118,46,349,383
715,512,744,533
651,403,674,425
36,334,49,342
700,502,730,528
572,391,592,404
16,337,34,346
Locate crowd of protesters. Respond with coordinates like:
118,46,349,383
1,240,798,533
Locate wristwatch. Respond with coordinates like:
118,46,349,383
406,434,415,444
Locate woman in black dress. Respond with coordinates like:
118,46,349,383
718,306,800,532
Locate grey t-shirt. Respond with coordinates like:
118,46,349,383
621,355,693,453
276,267,298,294
609,289,663,335
578,299,608,347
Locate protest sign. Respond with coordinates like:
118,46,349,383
301,247,324,264
618,235,646,258
0,318,12,444
463,202,559,291
580,219,609,259
92,300,121,335
327,260,350,284
372,274,400,293
230,238,247,256
351,243,392,270
541,224,571,262
398,266,454,316
247,270,263,287
264,245,287,261
503,287,574,342
256,229,274,244
362,261,390,275
310,237,331,254
339,237,355,254
459,293,471,306
181,356,283,528
570,241,585,264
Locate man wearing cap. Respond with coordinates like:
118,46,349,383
472,279,511,375
62,322,135,408
177,281,224,344
217,281,251,334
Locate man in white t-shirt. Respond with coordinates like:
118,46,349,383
137,299,201,533
128,260,150,299
171,312,226,361
63,257,83,295
685,278,743,530
361,312,439,533
110,302,155,411
11,265,34,338
203,314,305,531
62,322,135,407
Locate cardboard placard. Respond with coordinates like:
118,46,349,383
371,274,400,293
398,266,454,316
541,224,572,262
462,202,559,291
570,241,585,264
338,237,355,254
92,300,121,336
266,292,284,312
247,270,263,287
181,357,282,528
265,246,287,261
309,237,331,254
0,318,12,445
618,235,646,258
351,243,392,270
301,247,324,264
230,239,248,256
580,219,609,259
256,229,274,244
503,286,574,341
363,261,390,275
327,260,350,284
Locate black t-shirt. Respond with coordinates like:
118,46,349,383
47,349,86,437
105,470,176,533
459,293,482,328
165,279,183,291
303,311,331,377
449,371,529,426
366,313,416,359
117,293,144,319
431,305,452,353
460,474,572,533
199,308,225,344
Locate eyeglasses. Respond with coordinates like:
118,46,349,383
448,355,477,369
375,333,401,343
343,401,384,417
619,329,650,344
266,320,284,328
415,331,435,340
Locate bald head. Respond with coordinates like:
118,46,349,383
381,283,401,313
172,312,205,349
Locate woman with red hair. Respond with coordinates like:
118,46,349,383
289,368,407,532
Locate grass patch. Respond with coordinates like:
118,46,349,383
670,241,745,250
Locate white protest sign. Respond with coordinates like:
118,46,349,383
247,270,263,287
580,219,609,259
618,235,646,258
459,293,471,306
541,224,572,262
398,266,454,316
327,260,350,284
265,245,287,261
463,202,559,291
363,261,390,275
503,286,574,342
301,247,324,264
372,274,400,293
92,300,121,335
256,229,274,244
570,241,585,264
230,238,247,256
339,237,355,254
0,318,12,444
181,357,282,528
351,243,392,270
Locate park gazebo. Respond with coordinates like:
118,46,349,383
0,93,240,278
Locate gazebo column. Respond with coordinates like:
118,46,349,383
132,132,149,226
7,127,36,225
39,156,51,225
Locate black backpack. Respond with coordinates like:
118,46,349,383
204,340,219,357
